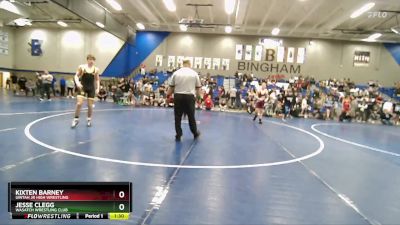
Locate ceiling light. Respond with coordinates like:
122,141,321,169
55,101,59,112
179,24,188,32
106,0,122,11
136,22,145,30
350,2,375,19
362,33,382,42
225,0,236,15
271,27,280,36
13,18,32,26
391,26,400,34
367,33,382,40
57,21,68,27
96,22,105,28
362,38,376,42
225,25,232,33
163,0,176,12
309,40,314,46
0,0,20,14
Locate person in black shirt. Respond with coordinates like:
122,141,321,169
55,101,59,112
6,77,10,90
71,54,100,128
284,88,295,119
18,76,28,94
11,73,18,94
97,85,107,102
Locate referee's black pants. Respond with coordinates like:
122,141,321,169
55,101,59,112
174,93,198,137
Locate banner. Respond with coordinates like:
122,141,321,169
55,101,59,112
204,58,212,69
245,45,252,61
222,59,230,71
0,30,9,55
254,45,263,61
177,56,184,68
168,56,175,68
155,55,163,67
31,39,43,56
235,44,243,60
286,47,295,63
354,51,370,67
277,47,285,63
213,58,221,70
194,57,203,69
297,48,306,64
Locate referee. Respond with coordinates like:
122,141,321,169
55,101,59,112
167,59,201,141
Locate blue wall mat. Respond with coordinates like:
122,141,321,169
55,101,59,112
102,31,170,77
384,43,400,65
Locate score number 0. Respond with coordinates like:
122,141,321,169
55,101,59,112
118,191,125,211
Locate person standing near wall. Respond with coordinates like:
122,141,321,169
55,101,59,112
6,77,10,90
66,78,75,98
40,70,53,101
60,77,66,97
35,72,43,99
71,54,100,128
167,59,201,141
11,73,17,95
51,76,57,97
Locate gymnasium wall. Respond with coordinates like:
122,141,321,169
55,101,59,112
140,32,399,86
1,27,124,74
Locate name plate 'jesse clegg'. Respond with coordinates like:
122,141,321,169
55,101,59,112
13,202,66,213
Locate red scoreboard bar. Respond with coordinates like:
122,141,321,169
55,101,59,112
8,182,132,220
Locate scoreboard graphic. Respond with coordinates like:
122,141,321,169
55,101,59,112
8,182,132,220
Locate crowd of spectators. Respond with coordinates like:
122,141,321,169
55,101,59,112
6,71,399,126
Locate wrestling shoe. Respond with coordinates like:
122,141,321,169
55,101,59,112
71,118,79,128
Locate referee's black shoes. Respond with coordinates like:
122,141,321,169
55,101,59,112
194,131,201,139
175,135,181,142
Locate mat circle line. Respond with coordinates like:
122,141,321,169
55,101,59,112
24,109,325,169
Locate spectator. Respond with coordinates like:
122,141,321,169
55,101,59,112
339,96,352,122
51,76,57,97
229,87,237,108
18,75,27,94
358,98,368,122
60,77,66,97
25,79,36,96
301,96,309,118
205,95,213,111
40,70,53,101
97,85,107,102
66,78,75,98
159,84,166,98
381,101,394,125
11,73,18,94
35,73,43,98
6,77,10,90
396,82,400,98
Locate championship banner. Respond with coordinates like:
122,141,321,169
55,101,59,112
155,55,163,67
168,56,175,68
235,44,243,60
213,58,221,70
245,45,252,61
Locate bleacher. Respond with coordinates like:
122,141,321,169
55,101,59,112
133,72,172,91
132,73,399,103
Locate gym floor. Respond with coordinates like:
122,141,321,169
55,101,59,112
1,90,399,225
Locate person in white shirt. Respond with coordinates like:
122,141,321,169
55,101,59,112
167,59,201,141
71,54,100,128
66,78,75,98
39,70,53,101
